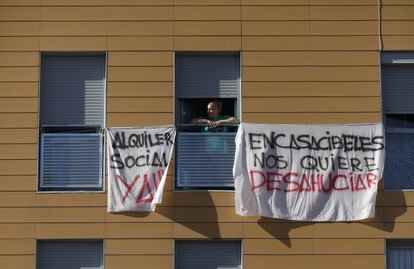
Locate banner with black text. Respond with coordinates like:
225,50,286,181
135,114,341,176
234,123,385,221
107,126,176,212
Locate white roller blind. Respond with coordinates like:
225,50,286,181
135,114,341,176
40,55,105,126
177,132,236,188
37,241,103,269
40,133,103,189
175,241,242,269
175,54,240,98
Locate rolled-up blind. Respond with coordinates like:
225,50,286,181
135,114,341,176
40,133,103,189
40,55,105,126
176,54,240,98
37,241,103,269
175,241,241,269
382,66,414,114
177,132,236,188
382,52,414,114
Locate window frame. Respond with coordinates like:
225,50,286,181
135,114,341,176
173,52,242,191
381,52,414,191
386,239,414,269
37,52,107,193
36,240,104,269
174,239,243,269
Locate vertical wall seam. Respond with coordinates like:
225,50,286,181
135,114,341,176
378,0,384,121
309,0,313,124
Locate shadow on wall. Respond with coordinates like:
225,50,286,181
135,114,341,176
106,163,221,238
108,181,407,245
133,189,221,239
257,219,313,248
170,191,221,238
257,187,407,248
370,188,407,233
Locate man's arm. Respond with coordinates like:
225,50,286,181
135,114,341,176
191,118,208,124
211,116,238,127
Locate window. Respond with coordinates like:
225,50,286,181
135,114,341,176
39,54,105,191
387,240,414,269
175,53,240,189
175,240,242,269
37,241,103,269
382,52,414,190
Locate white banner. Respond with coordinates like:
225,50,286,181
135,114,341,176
234,123,385,221
107,126,176,212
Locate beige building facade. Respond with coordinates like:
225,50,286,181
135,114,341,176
0,0,413,268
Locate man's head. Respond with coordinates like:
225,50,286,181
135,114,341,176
207,101,222,118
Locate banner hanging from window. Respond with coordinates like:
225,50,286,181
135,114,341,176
107,126,176,212
234,123,385,221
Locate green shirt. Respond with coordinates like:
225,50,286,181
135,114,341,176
202,115,231,132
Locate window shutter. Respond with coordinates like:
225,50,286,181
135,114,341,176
37,241,103,269
176,54,240,98
177,132,236,188
40,133,103,189
387,242,414,269
382,52,414,114
175,241,241,269
40,55,105,126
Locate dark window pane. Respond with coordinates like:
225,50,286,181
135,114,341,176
386,114,414,128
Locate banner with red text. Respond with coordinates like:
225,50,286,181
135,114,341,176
107,126,176,212
234,123,385,221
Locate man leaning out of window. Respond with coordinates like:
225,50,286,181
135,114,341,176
191,101,238,132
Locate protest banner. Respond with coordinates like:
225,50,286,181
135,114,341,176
107,126,176,212
233,123,385,221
